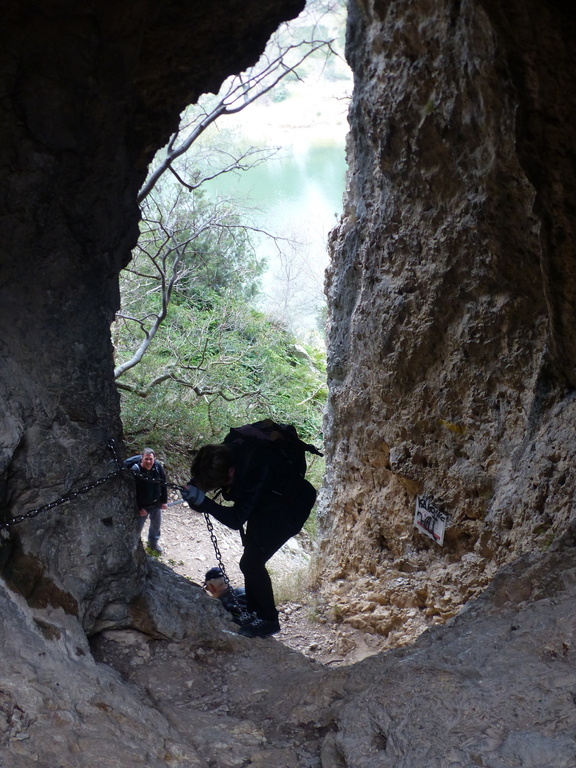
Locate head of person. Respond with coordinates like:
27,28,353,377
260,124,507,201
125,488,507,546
190,444,234,491
204,567,228,598
140,448,155,470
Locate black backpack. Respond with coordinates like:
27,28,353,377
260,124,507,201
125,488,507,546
123,454,163,478
123,454,143,469
223,419,323,482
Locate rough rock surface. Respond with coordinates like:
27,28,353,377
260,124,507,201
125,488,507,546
1,0,576,766
320,0,576,646
326,527,576,768
2,522,576,766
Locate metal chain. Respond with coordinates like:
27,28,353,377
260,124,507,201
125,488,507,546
0,439,184,532
119,447,241,607
0,466,125,531
202,511,251,621
1,439,249,619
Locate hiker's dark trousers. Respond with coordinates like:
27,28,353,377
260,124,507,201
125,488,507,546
239,479,316,621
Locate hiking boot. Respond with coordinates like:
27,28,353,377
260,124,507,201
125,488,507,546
232,611,256,627
238,617,280,638
236,610,257,625
147,543,163,555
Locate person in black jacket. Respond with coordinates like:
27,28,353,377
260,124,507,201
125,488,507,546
132,448,168,555
182,437,316,638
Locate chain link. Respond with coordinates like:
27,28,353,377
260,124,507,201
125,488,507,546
0,439,186,532
0,440,127,531
117,442,241,606
202,511,250,620
0,467,126,531
1,440,246,617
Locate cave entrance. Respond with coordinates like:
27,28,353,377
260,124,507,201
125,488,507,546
113,3,355,665
114,3,350,463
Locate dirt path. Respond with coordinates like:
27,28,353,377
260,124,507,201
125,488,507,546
144,498,386,666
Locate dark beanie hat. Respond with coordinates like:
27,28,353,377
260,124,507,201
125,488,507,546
204,567,224,582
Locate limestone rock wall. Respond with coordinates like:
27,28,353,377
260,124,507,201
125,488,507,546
1,2,576,765
320,0,576,646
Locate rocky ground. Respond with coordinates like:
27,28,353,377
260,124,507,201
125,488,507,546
143,497,392,666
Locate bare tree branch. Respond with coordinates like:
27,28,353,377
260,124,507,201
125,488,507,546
137,38,334,203
297,383,326,406
116,372,261,402
167,146,277,193
113,232,183,378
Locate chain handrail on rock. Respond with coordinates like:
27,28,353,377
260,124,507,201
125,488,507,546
119,444,242,603
1,440,246,617
0,439,183,532
0,465,126,531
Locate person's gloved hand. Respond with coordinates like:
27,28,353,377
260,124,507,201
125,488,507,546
181,483,205,508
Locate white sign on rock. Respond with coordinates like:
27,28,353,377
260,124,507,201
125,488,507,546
414,496,449,546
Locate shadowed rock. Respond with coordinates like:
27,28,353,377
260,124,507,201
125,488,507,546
1,0,576,765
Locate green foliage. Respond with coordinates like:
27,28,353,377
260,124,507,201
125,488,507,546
119,287,326,481
116,172,326,482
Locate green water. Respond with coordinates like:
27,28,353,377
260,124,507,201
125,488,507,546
207,141,345,230
205,139,347,330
